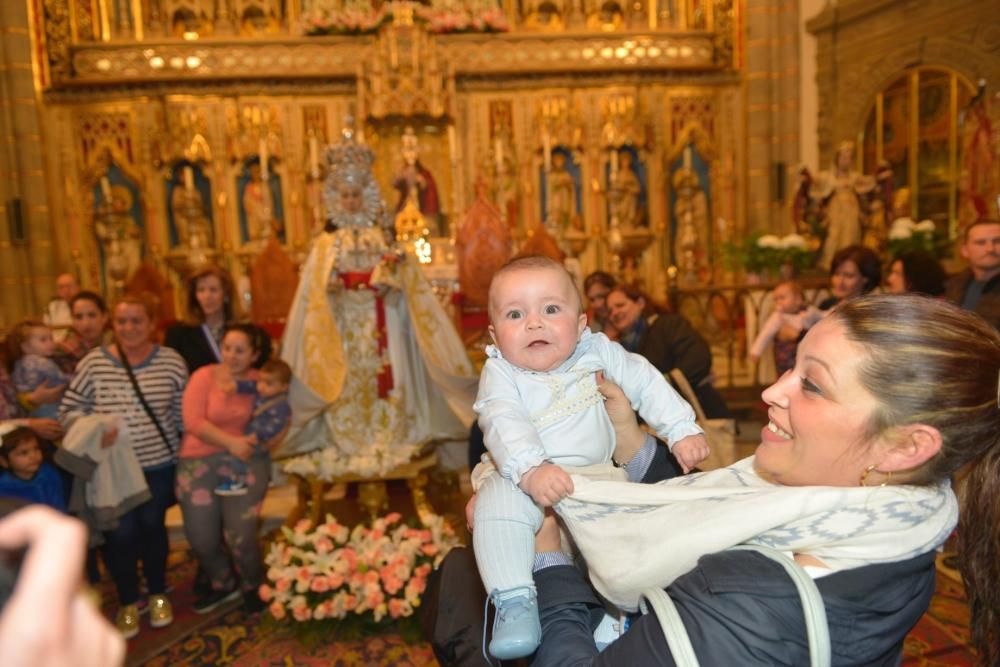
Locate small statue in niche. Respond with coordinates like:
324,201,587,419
806,141,876,269
608,150,643,229
672,163,708,283
546,152,580,234
392,127,442,236
169,166,213,248
242,160,283,243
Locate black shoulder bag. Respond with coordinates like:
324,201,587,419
116,343,174,451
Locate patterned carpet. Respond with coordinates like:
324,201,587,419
120,550,976,666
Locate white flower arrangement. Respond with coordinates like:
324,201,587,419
887,218,947,257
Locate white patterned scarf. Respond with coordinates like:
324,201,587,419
555,456,958,611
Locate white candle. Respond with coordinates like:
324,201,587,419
260,138,269,180
100,176,112,202
309,135,320,180
447,125,457,159
542,131,552,172
183,166,194,191
683,146,692,171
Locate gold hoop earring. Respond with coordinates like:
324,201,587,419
859,465,893,487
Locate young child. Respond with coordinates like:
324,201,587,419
748,280,823,376
473,255,709,659
215,359,292,496
8,321,67,420
0,425,66,512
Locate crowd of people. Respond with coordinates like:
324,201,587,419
1,218,999,666
0,265,288,643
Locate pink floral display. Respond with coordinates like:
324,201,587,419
298,5,392,36
414,5,511,34
261,512,459,626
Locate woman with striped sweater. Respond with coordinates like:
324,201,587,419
59,294,188,639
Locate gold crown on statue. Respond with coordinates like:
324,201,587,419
327,118,375,187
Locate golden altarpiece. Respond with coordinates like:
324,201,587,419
32,0,744,315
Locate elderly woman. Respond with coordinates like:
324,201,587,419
176,324,277,615
605,285,731,418
817,244,881,310
526,294,1000,666
59,295,188,639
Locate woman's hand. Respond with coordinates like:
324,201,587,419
227,435,255,461
100,426,118,448
0,507,126,667
26,419,64,442
465,494,477,532
27,382,65,407
596,373,645,465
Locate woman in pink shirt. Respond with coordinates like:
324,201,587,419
176,324,278,614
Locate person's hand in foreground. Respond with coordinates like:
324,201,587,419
0,506,125,667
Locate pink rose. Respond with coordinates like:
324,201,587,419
310,577,330,593
269,601,286,619
314,537,333,554
327,573,345,588
293,606,312,622
275,578,292,593
294,519,312,535
421,544,439,556
258,584,274,601
385,512,402,524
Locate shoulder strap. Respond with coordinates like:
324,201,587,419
640,544,831,667
116,344,173,450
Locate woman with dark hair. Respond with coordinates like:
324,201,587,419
582,271,619,338
522,294,1000,666
54,291,111,375
59,294,188,639
817,244,882,310
165,266,248,374
605,285,731,418
176,323,280,615
886,250,947,297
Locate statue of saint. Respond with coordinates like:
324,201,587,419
392,127,442,236
242,161,281,243
808,141,876,268
169,167,213,248
281,125,475,480
608,150,643,229
673,167,708,282
546,152,580,233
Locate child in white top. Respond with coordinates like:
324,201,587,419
749,280,823,376
473,255,708,659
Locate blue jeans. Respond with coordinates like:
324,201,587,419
102,464,175,606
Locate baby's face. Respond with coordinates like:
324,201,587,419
488,267,587,373
257,373,289,398
24,327,55,358
773,285,803,314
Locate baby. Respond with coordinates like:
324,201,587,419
0,425,66,512
749,280,823,376
9,321,67,420
473,255,708,659
215,359,292,496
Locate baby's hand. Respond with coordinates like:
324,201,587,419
247,433,259,445
518,463,574,507
673,434,710,473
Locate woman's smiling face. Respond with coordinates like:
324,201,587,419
755,317,880,487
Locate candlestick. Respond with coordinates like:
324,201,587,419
183,166,194,191
610,149,619,178
309,134,320,180
260,138,269,181
542,131,552,172
100,176,112,203
447,125,457,160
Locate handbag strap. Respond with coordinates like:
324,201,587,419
640,544,831,667
116,343,173,451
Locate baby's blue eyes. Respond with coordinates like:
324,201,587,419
505,310,523,320
544,305,560,314
504,305,561,319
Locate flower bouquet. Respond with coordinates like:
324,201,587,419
723,232,815,279
298,2,392,36
261,512,459,643
887,217,949,258
414,4,511,34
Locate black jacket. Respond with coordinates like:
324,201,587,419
164,324,219,374
944,269,1000,331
